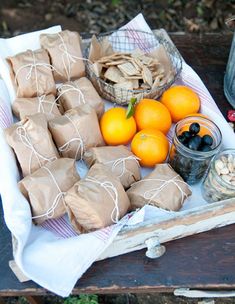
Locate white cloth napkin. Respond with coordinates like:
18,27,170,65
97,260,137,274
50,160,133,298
0,15,234,297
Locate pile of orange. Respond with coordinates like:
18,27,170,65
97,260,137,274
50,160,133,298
100,85,201,167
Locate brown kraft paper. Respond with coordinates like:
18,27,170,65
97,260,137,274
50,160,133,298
84,145,141,189
40,30,85,82
19,158,80,225
127,163,192,211
49,105,105,160
4,113,59,177
12,94,61,121
64,163,130,233
7,49,56,98
58,77,104,118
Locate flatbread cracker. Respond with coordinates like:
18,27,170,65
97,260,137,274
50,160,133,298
142,66,153,87
117,62,139,76
104,66,126,83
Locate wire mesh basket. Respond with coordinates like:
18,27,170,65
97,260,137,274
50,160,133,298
84,29,182,105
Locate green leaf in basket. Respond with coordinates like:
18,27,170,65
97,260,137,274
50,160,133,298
126,97,137,119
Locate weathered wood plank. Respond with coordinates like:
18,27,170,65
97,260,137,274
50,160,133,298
99,199,235,259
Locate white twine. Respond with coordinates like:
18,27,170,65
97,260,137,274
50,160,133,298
58,113,85,160
57,32,92,81
86,176,120,223
32,166,66,219
105,156,140,178
56,83,85,105
37,94,59,114
132,175,189,206
16,125,57,175
14,50,63,97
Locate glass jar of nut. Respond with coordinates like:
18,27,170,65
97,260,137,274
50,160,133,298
202,149,235,203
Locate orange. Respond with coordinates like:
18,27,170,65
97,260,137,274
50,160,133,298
134,98,172,134
100,107,136,145
161,86,200,123
131,128,169,167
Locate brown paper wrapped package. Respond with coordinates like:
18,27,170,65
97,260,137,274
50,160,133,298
12,94,61,121
65,163,130,233
49,105,105,160
84,145,141,189
58,77,104,118
19,158,80,225
40,30,85,82
4,113,59,177
7,49,56,98
127,164,192,211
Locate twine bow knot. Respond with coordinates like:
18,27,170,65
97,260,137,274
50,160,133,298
86,176,120,223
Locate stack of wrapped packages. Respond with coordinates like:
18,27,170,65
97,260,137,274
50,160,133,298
4,30,191,234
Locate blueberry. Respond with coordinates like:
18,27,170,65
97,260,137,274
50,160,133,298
181,131,191,140
189,122,200,135
200,145,212,152
202,134,213,146
188,135,202,150
178,135,186,143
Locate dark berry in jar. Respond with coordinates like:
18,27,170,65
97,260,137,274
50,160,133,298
189,122,200,135
181,131,191,140
188,135,202,150
199,145,212,152
202,134,213,146
178,134,186,143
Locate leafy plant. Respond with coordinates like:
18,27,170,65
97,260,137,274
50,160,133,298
64,294,99,304
111,0,122,6
126,97,137,119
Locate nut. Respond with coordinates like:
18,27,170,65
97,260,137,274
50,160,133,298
220,167,229,175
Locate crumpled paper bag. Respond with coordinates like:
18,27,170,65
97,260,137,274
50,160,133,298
127,163,192,211
12,94,61,121
58,77,104,118
40,30,85,82
7,49,56,98
19,158,80,225
64,163,130,233
84,145,140,189
49,105,105,160
4,113,59,177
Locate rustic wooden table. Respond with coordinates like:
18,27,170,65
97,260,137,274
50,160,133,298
0,33,235,298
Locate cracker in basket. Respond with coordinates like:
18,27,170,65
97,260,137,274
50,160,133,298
104,66,126,83
130,79,139,89
141,83,151,90
140,55,153,66
152,74,165,88
91,62,104,77
125,75,143,80
142,66,153,87
113,81,134,90
131,48,144,58
132,57,144,70
105,60,126,66
117,62,139,76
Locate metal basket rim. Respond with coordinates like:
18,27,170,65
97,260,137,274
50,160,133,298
84,29,183,96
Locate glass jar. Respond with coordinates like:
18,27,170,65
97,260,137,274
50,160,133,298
169,116,222,185
224,16,235,107
202,149,235,203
